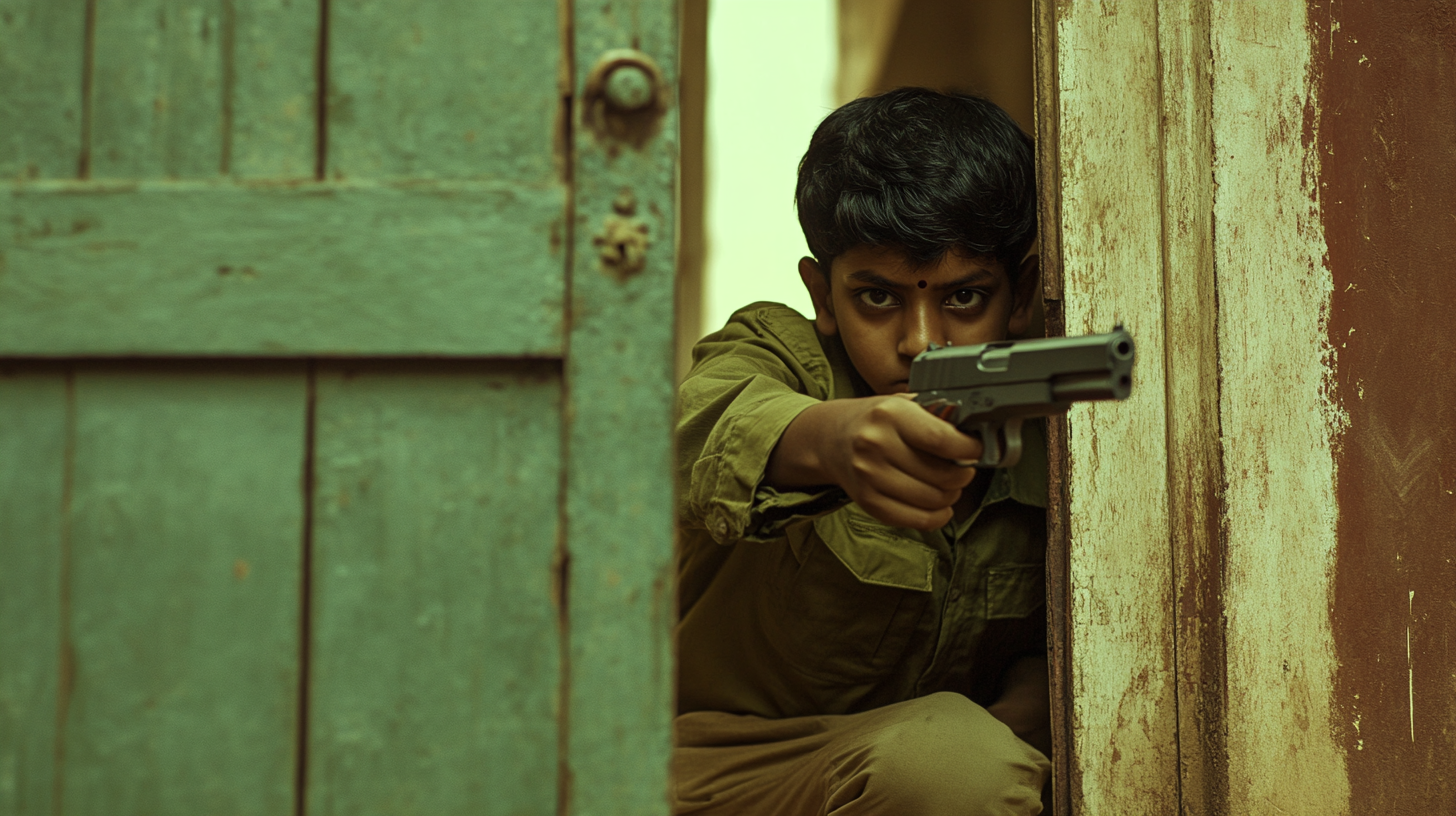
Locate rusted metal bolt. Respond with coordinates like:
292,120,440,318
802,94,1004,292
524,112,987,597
603,64,655,111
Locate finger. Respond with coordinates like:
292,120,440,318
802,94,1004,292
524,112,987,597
880,397,985,462
857,398,982,483
901,415,984,463
856,489,955,531
880,442,980,490
855,463,962,512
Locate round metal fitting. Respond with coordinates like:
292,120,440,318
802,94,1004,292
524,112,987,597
582,49,668,147
604,64,655,111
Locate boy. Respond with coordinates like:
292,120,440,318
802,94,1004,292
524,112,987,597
674,89,1051,815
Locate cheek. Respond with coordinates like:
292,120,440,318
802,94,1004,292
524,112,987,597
836,319,896,377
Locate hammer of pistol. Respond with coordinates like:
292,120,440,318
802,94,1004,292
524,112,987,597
908,328,1136,468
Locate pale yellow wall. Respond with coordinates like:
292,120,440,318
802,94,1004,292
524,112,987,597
701,0,834,336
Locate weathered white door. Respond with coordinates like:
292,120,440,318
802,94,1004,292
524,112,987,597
1037,1,1455,814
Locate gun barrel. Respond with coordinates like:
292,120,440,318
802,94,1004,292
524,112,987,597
908,329,1135,398
1050,371,1131,402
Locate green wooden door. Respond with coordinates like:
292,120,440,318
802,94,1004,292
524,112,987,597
0,3,677,814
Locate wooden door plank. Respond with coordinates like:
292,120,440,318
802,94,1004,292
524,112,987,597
90,0,225,178
305,363,562,816
1210,4,1350,813
327,0,562,182
89,0,317,178
0,0,86,179
566,3,679,814
1155,3,1226,814
0,182,565,356
60,365,305,816
1052,2,1179,814
228,0,320,179
0,368,68,816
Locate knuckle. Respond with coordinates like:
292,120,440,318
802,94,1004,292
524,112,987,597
851,425,889,452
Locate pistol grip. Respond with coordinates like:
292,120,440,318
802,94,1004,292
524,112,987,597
975,417,1024,469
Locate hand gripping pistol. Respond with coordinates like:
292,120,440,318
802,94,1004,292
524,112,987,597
909,328,1136,468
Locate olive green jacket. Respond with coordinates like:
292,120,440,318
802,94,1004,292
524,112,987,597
676,303,1048,719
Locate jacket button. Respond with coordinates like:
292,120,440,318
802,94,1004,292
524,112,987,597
715,517,729,538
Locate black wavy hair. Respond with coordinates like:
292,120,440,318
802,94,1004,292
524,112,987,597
795,87,1036,277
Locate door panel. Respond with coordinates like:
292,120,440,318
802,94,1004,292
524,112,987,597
0,365,308,816
88,0,319,179
327,0,562,182
0,183,564,356
0,2,86,180
0,369,68,816
1041,1,1456,813
0,0,677,811
305,363,562,815
0,0,566,357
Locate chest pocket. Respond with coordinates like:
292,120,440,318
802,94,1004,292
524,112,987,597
985,563,1046,620
763,505,933,684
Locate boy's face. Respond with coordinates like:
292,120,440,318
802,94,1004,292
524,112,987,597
799,245,1040,396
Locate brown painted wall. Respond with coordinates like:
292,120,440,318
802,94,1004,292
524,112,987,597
1319,1,1456,810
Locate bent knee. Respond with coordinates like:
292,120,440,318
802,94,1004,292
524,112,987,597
849,694,1049,816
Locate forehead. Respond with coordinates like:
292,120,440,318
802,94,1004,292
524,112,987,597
830,245,1005,284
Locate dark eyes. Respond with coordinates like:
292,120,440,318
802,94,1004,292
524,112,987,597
856,288,898,308
853,288,986,310
945,289,985,309
850,288,990,310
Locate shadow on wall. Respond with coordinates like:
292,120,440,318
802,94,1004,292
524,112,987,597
840,0,1034,130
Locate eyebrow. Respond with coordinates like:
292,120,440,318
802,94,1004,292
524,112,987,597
846,269,997,289
846,270,902,288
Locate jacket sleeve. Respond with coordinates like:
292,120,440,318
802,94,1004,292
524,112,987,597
677,305,850,543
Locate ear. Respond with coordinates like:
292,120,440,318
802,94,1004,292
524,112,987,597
798,256,838,336
1006,254,1041,337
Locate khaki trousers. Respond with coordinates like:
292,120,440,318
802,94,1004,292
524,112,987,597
673,692,1050,816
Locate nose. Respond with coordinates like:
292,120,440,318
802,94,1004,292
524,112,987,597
897,301,944,359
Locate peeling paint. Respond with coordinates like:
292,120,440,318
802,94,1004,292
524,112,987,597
1212,2,1351,814
1054,2,1178,814
1406,590,1414,743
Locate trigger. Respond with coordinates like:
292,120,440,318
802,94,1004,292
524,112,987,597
998,418,1025,469
974,418,1026,469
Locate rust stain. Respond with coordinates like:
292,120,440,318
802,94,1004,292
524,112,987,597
592,190,651,282
1319,0,1456,810
233,558,251,580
